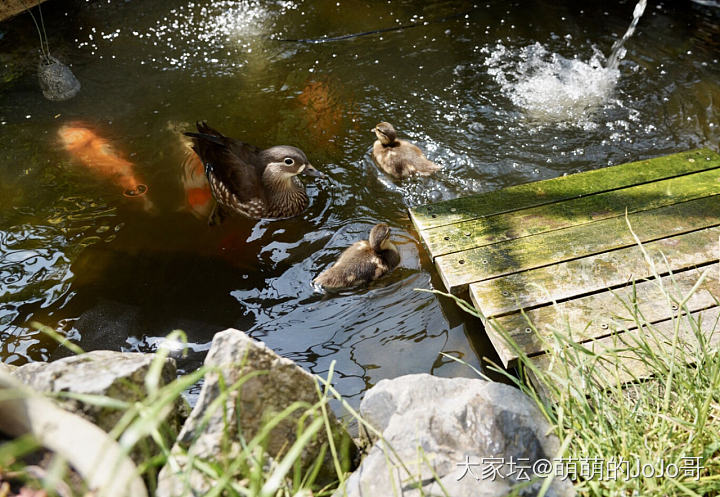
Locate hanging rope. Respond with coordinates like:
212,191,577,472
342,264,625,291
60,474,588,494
19,0,81,101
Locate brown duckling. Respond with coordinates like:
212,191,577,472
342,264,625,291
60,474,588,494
185,122,324,222
371,122,441,178
314,223,400,289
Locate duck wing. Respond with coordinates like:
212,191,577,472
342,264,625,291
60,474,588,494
185,123,266,211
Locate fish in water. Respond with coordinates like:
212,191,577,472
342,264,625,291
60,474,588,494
57,124,152,209
168,122,214,220
297,78,344,152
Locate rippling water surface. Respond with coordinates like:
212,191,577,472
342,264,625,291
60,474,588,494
1,0,718,405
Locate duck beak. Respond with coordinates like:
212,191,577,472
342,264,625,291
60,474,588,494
302,163,325,178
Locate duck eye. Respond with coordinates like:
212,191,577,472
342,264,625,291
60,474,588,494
284,158,294,165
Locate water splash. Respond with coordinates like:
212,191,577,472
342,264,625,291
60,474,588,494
483,42,619,124
482,0,647,124
607,0,648,69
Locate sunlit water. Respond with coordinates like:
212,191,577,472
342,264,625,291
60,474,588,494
1,0,718,407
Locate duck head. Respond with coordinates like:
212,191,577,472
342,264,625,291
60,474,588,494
373,122,397,146
369,223,394,252
262,145,324,179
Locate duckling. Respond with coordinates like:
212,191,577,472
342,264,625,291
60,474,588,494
184,122,324,222
371,122,441,178
314,223,400,289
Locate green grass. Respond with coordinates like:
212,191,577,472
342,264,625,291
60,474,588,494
5,218,720,496
0,328,454,497
435,218,720,497
0,330,357,497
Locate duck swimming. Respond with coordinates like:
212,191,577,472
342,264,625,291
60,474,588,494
314,223,400,289
371,122,441,178
184,122,324,222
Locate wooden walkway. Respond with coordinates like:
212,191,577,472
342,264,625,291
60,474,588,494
409,148,720,383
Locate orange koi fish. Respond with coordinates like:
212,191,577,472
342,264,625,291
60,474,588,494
58,124,152,208
168,122,214,220
297,79,344,151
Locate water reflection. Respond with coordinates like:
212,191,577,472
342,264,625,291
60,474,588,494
0,0,718,407
0,195,118,363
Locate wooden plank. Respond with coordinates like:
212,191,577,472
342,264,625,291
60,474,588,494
0,0,47,21
470,225,720,317
436,194,720,293
530,306,720,389
409,149,720,231
420,167,720,259
486,264,720,366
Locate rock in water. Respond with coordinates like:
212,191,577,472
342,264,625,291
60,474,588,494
38,55,81,101
336,374,575,497
157,328,355,497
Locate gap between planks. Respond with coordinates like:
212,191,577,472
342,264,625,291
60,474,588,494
484,263,720,367
439,194,720,294
528,305,720,396
470,225,720,318
420,167,720,259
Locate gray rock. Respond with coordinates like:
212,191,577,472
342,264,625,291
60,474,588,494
335,374,574,497
0,363,17,374
12,350,179,433
157,328,355,497
38,55,81,101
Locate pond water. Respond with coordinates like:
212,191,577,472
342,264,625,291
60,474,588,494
0,0,718,406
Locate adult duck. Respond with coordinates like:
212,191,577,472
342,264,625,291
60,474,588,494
185,122,324,222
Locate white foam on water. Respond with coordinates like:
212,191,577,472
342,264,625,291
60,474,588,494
483,42,620,125
481,0,647,126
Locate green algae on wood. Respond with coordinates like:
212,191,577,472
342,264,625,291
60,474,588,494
410,148,720,391
486,264,720,366
436,194,720,293
419,167,720,258
469,225,720,318
409,148,720,233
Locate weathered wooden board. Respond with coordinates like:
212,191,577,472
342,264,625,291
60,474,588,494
470,225,720,318
486,264,720,366
409,148,720,394
420,167,720,258
530,306,720,389
437,194,720,293
0,0,47,22
410,149,720,232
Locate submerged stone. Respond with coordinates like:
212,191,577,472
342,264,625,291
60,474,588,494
38,55,81,101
